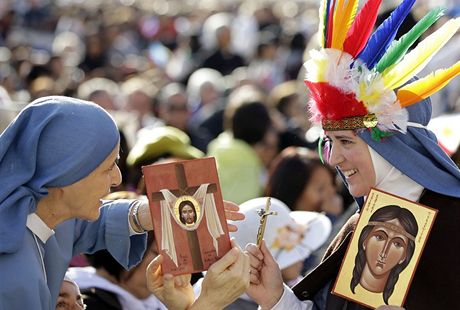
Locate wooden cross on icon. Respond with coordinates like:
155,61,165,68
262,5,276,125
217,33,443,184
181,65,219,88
151,163,217,270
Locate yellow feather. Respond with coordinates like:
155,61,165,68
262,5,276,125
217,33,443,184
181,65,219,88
397,60,460,107
318,0,328,48
331,0,359,50
383,17,460,90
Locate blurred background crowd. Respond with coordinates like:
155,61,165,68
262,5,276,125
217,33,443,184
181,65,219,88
2,0,460,309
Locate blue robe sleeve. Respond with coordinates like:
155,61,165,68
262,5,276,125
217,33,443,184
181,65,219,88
72,199,147,269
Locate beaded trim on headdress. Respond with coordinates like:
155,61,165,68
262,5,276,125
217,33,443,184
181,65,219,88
304,0,460,140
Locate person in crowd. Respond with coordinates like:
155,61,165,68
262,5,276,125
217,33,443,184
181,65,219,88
120,76,162,129
201,15,245,76
126,126,204,193
186,67,226,135
56,276,86,310
267,81,315,150
156,82,211,152
265,147,343,217
0,96,247,309
207,85,279,204
69,233,166,310
245,2,460,309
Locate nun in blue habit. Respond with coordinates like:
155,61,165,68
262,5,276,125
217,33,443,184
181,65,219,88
0,96,148,309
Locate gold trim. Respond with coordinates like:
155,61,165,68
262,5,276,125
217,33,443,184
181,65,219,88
322,114,377,131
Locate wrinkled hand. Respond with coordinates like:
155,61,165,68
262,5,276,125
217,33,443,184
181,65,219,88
146,254,194,310
192,239,250,309
138,199,153,231
245,241,284,310
224,201,245,232
376,306,405,310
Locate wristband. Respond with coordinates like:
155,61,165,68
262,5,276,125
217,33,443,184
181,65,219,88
131,201,146,233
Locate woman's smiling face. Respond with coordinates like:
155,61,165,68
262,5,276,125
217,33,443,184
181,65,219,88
325,130,376,197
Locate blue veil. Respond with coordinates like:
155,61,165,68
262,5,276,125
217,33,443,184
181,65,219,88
0,96,119,253
358,97,460,199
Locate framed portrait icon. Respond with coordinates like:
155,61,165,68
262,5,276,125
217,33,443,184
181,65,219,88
142,157,231,275
332,188,437,308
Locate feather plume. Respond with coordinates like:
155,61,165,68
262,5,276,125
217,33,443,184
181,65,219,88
357,0,416,69
343,0,383,57
375,7,445,72
318,0,328,47
383,17,460,90
305,49,355,90
331,0,359,50
397,60,460,107
326,0,337,48
305,81,367,121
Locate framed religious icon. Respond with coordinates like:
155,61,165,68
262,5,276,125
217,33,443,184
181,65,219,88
332,188,437,308
142,157,231,275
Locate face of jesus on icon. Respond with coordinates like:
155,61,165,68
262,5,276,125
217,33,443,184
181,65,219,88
179,202,197,225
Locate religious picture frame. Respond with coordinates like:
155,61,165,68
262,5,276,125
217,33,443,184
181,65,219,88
142,157,231,275
332,188,437,308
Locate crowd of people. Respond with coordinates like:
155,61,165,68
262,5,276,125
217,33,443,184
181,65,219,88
1,0,460,309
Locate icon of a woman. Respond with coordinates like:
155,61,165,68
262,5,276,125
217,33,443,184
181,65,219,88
350,205,418,304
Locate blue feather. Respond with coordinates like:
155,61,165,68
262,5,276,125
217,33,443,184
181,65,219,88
324,0,332,47
357,0,416,69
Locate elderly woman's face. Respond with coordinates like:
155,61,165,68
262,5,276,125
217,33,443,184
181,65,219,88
60,144,122,221
326,130,375,197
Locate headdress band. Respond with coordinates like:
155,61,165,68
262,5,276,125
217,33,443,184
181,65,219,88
368,221,416,241
322,114,378,131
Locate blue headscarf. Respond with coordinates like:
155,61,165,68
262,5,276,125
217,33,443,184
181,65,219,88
0,96,119,254
358,97,460,199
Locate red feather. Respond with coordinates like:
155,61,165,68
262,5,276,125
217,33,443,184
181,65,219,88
305,81,368,121
343,0,383,57
326,0,337,48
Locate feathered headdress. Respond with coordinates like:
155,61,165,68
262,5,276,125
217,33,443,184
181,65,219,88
305,0,460,140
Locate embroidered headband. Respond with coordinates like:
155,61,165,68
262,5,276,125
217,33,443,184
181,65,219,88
304,0,460,140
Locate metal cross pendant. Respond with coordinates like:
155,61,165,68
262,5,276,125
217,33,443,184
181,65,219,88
256,197,277,247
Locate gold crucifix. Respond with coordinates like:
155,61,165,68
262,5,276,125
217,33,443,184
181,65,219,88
256,197,277,247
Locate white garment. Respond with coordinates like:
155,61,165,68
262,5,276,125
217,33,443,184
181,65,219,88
67,267,166,310
368,146,424,201
264,285,313,310
26,213,54,243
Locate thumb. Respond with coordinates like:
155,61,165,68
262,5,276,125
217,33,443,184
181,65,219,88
147,254,163,276
162,274,177,304
146,254,164,291
260,240,277,267
208,246,239,274
163,274,175,291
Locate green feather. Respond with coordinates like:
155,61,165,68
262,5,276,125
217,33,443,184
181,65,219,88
371,128,393,142
375,7,445,73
